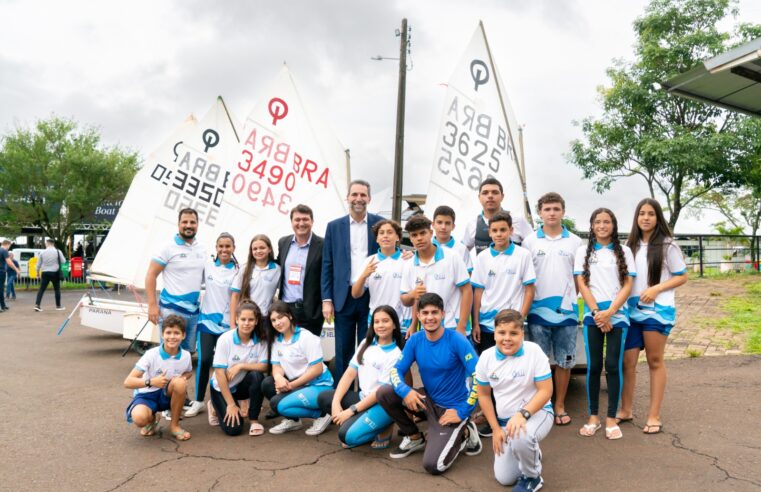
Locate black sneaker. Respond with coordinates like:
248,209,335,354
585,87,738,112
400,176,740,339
464,421,483,456
34,305,42,312
478,423,493,437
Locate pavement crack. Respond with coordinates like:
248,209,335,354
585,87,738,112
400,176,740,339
105,456,184,492
668,431,761,487
209,474,226,491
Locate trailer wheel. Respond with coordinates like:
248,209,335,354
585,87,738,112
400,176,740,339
133,342,153,356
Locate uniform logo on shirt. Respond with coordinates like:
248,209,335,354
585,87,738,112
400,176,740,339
512,369,526,379
464,353,474,362
434,273,447,280
157,369,165,375
488,270,496,277
232,355,241,362
557,250,571,257
392,272,402,279
536,250,546,257
372,272,383,280
489,372,499,380
372,361,384,371
180,253,188,258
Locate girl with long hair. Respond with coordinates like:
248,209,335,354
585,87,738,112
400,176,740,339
574,209,635,440
312,305,404,448
230,234,280,330
208,301,269,436
618,198,687,434
187,232,238,418
262,301,334,435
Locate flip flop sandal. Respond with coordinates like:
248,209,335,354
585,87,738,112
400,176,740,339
643,424,663,434
579,423,601,437
371,435,391,450
605,425,623,440
554,412,572,426
249,422,265,436
171,428,191,441
140,420,160,437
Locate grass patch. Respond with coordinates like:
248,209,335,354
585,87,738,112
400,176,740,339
711,280,761,354
686,349,702,358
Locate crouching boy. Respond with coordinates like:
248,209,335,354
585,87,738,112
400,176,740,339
123,315,193,441
476,310,553,490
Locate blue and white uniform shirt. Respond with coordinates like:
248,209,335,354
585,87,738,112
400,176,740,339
475,341,553,421
434,236,473,273
198,259,237,335
574,243,637,328
349,339,402,399
471,243,536,333
628,240,686,327
271,327,334,387
210,329,268,392
360,249,412,333
134,345,192,394
522,227,583,327
400,245,470,331
152,234,207,315
231,261,281,315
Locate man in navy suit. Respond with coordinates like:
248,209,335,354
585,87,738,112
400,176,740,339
321,180,382,381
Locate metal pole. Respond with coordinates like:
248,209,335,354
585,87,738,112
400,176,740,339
517,126,533,227
391,18,408,224
698,235,704,277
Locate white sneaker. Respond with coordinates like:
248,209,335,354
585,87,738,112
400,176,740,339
183,400,205,417
207,400,219,426
34,306,42,312
305,414,332,436
390,435,426,458
269,418,303,434
55,306,65,311
464,420,483,456
162,410,172,421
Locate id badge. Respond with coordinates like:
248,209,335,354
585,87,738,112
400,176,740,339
288,264,303,285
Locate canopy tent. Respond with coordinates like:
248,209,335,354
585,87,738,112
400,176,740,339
660,37,761,117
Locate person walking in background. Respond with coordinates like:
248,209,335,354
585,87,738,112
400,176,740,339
1,240,21,311
34,238,66,312
5,251,19,301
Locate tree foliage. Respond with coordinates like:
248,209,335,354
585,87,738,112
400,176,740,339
568,0,761,230
0,116,140,250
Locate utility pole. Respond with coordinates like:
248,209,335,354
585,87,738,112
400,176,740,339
391,18,409,223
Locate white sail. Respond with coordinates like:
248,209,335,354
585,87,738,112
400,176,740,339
212,65,349,253
90,97,241,288
424,21,527,224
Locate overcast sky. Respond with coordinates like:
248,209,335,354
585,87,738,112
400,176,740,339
2,0,760,233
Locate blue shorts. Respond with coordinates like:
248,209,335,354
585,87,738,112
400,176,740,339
527,323,577,369
624,321,671,351
125,388,172,423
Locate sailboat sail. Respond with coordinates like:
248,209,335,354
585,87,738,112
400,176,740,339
424,21,528,225
212,66,349,252
90,97,241,288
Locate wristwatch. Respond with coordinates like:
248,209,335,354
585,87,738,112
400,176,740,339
350,404,358,415
591,309,600,316
144,377,152,388
519,408,531,420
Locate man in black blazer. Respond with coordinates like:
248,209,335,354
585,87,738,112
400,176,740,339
277,204,324,336
321,180,383,381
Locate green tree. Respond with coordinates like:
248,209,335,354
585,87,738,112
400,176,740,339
0,116,140,250
568,0,761,230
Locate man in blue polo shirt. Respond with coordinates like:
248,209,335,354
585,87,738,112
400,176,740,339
377,292,482,475
145,208,207,354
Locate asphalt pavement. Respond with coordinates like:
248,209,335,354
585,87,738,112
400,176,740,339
1,290,759,491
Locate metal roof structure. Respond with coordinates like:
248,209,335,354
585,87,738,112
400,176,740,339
660,37,761,117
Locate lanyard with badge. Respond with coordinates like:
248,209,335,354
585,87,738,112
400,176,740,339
288,264,303,285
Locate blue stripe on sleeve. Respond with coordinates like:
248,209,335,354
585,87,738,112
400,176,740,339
534,372,552,382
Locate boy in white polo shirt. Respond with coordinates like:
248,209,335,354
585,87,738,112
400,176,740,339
123,315,193,441
400,215,472,336
471,211,536,355
521,192,583,427
432,206,473,273
476,310,553,491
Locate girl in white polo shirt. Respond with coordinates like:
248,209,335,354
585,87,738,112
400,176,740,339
619,198,687,434
351,220,411,334
262,301,334,435
476,309,553,490
574,208,635,440
208,301,269,436
188,232,238,418
312,305,403,448
230,234,281,330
